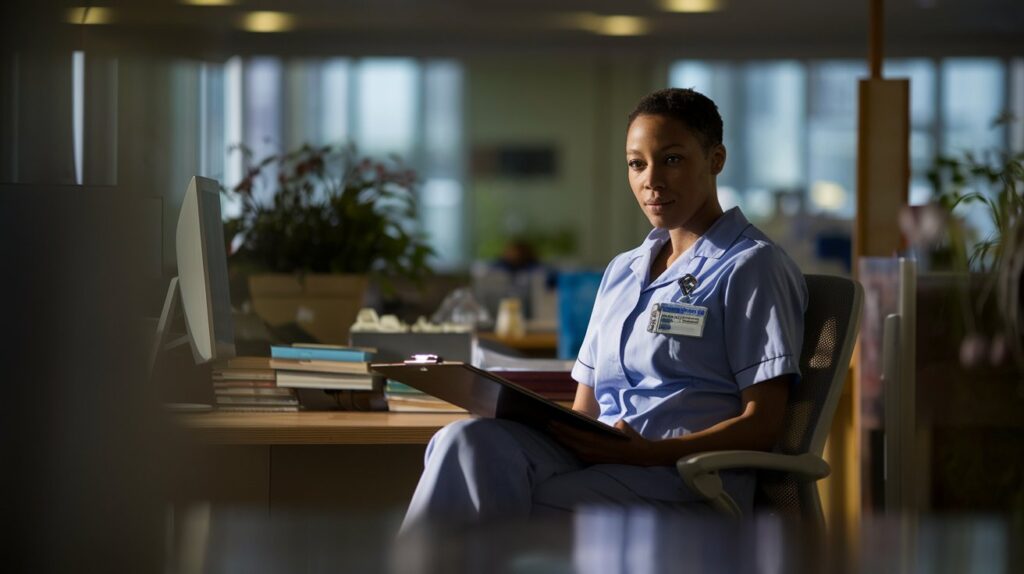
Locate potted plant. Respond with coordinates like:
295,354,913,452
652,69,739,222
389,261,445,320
222,143,434,343
924,121,1024,371
905,118,1024,520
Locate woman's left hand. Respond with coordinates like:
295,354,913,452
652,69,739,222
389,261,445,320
548,419,658,465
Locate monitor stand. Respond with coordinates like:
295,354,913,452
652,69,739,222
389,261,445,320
150,276,214,412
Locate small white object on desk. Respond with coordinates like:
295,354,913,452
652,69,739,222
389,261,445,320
495,297,526,339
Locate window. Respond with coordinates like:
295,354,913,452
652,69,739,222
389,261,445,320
807,60,864,217
669,61,805,218
884,59,936,206
199,56,465,268
941,59,1005,155
669,57,1019,220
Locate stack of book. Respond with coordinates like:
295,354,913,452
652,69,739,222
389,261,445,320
212,357,299,412
269,344,377,391
383,380,466,413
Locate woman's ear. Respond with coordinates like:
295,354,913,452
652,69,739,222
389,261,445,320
710,144,726,176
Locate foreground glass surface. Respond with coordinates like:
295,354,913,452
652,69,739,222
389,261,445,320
170,505,1020,574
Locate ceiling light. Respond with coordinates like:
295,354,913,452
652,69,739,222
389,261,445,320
811,180,848,211
599,15,649,36
240,11,296,33
568,13,650,36
180,0,238,6
659,0,722,13
66,7,114,25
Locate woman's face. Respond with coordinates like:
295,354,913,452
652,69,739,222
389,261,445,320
625,114,725,231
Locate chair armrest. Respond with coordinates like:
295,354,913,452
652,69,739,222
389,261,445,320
675,451,830,516
677,450,830,482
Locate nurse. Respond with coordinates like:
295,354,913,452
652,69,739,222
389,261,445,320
400,88,807,530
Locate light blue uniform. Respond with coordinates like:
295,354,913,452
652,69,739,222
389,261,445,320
401,208,807,530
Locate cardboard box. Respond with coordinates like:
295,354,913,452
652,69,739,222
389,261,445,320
249,273,368,344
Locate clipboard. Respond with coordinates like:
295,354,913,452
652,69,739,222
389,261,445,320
371,356,628,441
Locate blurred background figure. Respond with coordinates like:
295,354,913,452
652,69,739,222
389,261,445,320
496,239,540,275
472,238,559,333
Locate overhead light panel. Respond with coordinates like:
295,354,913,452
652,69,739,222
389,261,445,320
66,7,114,25
181,0,238,5
570,13,650,36
811,180,848,211
240,11,296,33
659,0,722,13
600,15,649,36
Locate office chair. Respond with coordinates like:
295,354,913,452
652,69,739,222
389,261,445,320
676,274,863,534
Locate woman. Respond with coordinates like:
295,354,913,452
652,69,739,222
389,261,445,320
400,88,807,530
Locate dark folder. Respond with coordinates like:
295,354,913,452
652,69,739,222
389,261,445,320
371,359,627,441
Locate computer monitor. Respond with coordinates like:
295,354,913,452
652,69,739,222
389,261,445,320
150,176,235,376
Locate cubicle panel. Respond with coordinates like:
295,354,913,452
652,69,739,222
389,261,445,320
0,183,164,305
914,273,1024,515
0,183,166,572
860,260,1024,516
857,256,900,512
269,445,427,513
169,445,271,510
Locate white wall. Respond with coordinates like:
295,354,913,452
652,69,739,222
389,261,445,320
465,55,665,267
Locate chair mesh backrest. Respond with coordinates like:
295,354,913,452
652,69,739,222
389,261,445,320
755,274,861,516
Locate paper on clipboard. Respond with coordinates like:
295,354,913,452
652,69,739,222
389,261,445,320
371,360,627,441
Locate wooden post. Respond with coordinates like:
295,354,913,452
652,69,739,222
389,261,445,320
855,76,910,258
823,0,911,562
868,0,884,80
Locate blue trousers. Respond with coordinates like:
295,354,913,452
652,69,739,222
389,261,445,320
400,418,754,530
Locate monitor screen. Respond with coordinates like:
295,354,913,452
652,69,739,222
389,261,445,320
176,175,235,363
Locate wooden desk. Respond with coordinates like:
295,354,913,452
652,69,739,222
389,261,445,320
173,411,470,513
179,411,469,445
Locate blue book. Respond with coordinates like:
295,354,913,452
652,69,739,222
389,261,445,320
270,345,374,363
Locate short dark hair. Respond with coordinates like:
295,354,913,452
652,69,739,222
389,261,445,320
627,88,723,153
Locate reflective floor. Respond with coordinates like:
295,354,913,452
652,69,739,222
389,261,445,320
171,506,1021,574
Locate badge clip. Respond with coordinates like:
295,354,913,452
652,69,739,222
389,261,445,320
678,274,699,303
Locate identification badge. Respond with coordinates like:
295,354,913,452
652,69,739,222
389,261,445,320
647,301,708,337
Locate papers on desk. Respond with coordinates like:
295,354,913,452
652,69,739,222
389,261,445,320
472,343,575,372
471,344,579,402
